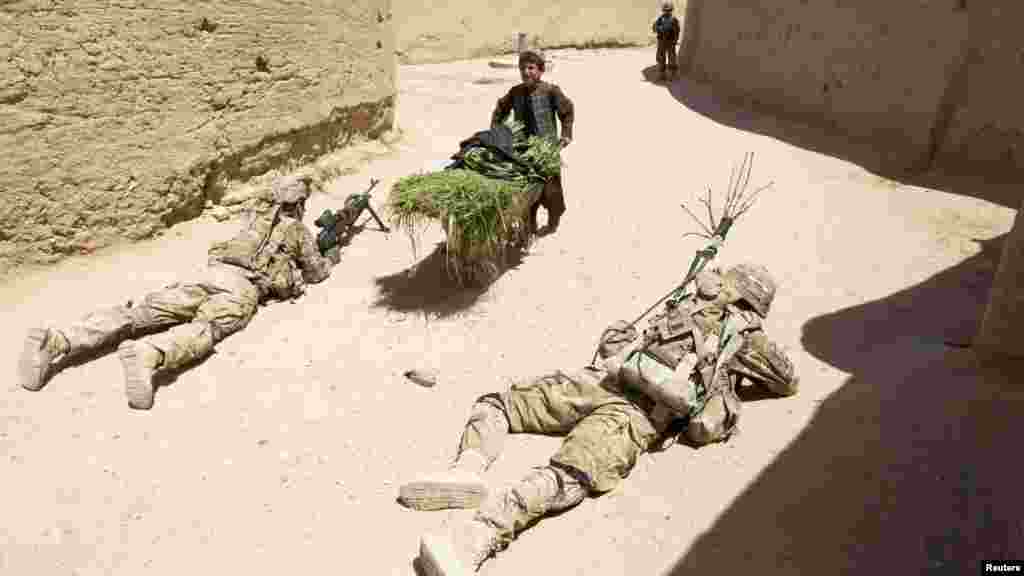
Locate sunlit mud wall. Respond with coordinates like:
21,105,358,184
0,0,397,274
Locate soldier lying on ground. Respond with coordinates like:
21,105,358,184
398,263,799,576
18,175,337,410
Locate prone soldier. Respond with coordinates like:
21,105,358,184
18,175,338,409
400,263,799,575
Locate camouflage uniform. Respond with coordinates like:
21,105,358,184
653,4,681,81
491,75,575,231
18,175,332,409
408,264,799,575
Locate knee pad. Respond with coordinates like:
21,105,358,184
468,393,511,431
512,466,586,515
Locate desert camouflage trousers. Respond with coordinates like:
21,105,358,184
457,366,663,544
54,263,259,369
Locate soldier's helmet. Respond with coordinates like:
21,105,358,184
662,2,674,12
723,263,776,318
272,174,312,205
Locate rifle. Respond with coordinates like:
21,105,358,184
314,178,390,255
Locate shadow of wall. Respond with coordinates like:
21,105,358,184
644,69,1021,211
665,235,1024,575
658,5,1024,567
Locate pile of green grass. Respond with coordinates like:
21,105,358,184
386,120,561,285
388,169,541,285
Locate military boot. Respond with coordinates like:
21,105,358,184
117,340,164,410
418,518,501,576
18,328,70,391
399,449,489,511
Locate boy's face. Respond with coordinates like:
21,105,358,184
519,62,543,85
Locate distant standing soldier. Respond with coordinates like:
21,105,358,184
491,50,575,234
653,2,681,82
18,175,338,410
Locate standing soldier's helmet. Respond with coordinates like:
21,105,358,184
723,263,777,318
272,174,312,205
662,2,674,12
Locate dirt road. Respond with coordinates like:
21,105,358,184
2,47,1017,575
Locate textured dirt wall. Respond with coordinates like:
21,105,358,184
0,0,396,274
394,0,663,64
937,2,1024,178
961,5,1024,358
976,198,1024,358
680,0,969,172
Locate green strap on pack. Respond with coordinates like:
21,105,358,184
688,310,746,418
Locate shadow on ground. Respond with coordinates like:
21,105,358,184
640,65,1021,211
372,242,526,319
663,233,1024,574
639,57,1024,574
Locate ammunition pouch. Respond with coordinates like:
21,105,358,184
685,369,742,445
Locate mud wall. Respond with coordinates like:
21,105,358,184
936,2,1024,176
976,198,1024,358
394,0,662,64
680,0,969,172
680,0,1024,179
0,0,396,274
962,3,1024,358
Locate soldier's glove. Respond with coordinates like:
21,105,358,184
314,208,337,229
314,209,340,256
325,245,341,266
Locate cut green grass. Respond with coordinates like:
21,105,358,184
386,120,557,285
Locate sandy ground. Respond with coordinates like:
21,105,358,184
2,47,1020,575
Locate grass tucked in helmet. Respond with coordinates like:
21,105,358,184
385,119,558,285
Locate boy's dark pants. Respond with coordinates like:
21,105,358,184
656,40,678,79
530,171,566,231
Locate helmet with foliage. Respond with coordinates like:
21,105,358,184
723,263,776,317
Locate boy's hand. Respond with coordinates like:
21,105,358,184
559,136,572,148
